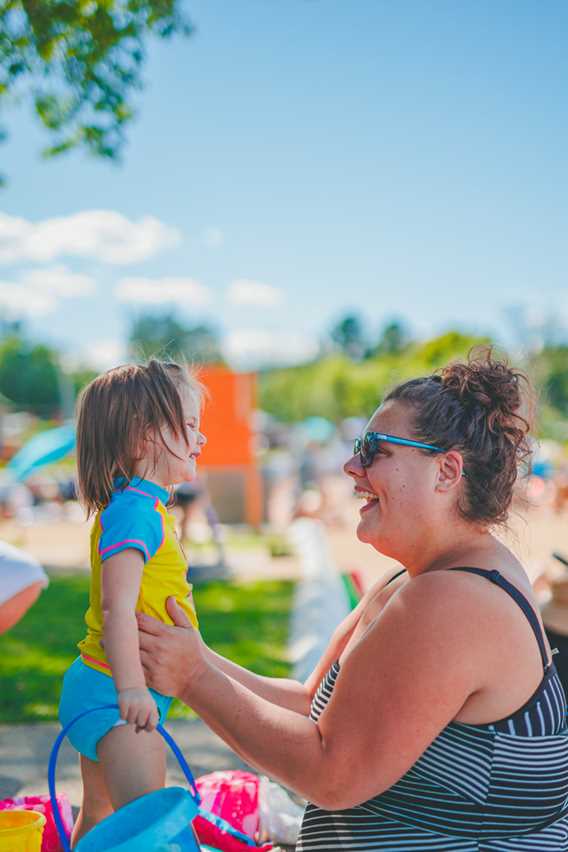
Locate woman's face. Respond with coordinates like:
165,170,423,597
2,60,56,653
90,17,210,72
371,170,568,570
343,400,443,560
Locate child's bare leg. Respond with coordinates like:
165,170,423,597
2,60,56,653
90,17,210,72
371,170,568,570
71,754,113,848
97,724,166,809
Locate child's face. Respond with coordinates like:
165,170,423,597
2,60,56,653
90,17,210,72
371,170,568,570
146,386,206,487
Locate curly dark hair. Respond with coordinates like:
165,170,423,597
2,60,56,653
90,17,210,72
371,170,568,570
384,347,532,526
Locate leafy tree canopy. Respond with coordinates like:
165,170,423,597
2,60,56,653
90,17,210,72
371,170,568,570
368,319,410,357
530,345,568,418
0,334,61,416
128,311,225,365
0,0,192,183
260,330,492,423
329,312,367,360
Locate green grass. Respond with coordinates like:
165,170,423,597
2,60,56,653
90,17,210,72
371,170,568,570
0,575,294,723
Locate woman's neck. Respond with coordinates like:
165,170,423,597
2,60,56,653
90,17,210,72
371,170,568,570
404,525,496,578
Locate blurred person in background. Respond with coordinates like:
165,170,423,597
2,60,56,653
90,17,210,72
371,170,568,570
0,539,48,634
174,478,205,544
541,554,568,696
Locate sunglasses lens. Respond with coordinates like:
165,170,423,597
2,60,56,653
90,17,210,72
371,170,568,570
353,434,370,466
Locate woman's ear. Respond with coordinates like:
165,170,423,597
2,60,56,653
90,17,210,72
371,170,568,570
435,451,464,493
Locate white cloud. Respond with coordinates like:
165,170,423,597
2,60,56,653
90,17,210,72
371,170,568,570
228,279,284,308
20,264,95,297
116,276,211,308
202,227,224,249
224,329,319,368
0,210,181,265
0,281,55,316
0,263,95,319
85,339,127,371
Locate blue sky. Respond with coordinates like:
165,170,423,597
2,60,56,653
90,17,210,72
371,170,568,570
1,0,567,369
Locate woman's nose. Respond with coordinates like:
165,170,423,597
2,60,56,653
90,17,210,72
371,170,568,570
343,452,364,478
198,431,207,446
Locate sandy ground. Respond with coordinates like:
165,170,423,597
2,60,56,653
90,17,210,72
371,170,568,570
0,514,301,581
0,719,250,807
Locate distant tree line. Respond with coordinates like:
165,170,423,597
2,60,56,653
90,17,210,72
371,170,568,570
0,311,566,441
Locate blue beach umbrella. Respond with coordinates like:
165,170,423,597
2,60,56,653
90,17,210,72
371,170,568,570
7,423,76,482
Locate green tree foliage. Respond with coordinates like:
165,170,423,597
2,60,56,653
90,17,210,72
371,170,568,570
260,330,491,423
530,346,568,417
368,320,409,357
69,365,98,398
128,311,225,364
0,1,192,182
0,335,61,416
329,313,367,360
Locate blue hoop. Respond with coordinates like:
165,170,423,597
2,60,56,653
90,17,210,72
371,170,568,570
48,704,256,850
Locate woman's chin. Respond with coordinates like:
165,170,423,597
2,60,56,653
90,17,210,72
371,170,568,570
356,518,375,545
356,517,392,555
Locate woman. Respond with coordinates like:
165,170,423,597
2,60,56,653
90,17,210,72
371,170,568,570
138,350,568,850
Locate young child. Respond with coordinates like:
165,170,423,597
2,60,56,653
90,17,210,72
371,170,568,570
58,359,206,846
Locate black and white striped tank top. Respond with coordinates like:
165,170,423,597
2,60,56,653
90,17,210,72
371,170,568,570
297,567,568,851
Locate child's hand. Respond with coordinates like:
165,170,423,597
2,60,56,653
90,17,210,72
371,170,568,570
118,687,159,732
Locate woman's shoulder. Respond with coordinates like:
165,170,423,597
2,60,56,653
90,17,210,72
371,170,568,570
391,562,539,648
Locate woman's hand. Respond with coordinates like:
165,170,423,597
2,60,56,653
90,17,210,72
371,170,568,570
137,597,209,700
118,687,159,732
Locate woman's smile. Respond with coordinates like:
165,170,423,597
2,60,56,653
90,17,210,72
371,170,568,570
355,487,381,513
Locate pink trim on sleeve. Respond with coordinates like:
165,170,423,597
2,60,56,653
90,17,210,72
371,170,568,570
99,539,150,561
154,498,166,551
126,486,157,499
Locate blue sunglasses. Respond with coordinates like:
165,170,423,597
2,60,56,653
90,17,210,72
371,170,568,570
353,432,444,468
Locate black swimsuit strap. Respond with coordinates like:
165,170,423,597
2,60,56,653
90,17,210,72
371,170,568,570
450,566,550,671
384,567,407,587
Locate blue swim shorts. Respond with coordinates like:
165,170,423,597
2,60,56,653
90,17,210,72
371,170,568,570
58,657,173,762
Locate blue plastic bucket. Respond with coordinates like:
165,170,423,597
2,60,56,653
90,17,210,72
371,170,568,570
48,704,256,851
76,787,198,851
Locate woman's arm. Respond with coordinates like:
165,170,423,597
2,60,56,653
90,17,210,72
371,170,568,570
203,646,312,715
202,589,370,715
139,572,484,809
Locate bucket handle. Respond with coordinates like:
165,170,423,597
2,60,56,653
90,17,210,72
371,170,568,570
48,703,201,852
48,704,258,851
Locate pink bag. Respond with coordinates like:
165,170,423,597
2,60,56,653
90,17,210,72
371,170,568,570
193,770,273,851
0,794,73,851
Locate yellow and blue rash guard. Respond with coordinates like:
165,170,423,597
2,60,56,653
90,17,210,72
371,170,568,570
78,478,198,676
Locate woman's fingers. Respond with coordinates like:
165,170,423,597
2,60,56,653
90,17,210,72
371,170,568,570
166,596,192,627
136,611,165,635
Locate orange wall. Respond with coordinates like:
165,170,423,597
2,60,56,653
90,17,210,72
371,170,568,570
197,366,256,468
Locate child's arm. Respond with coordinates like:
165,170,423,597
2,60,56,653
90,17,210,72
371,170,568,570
102,549,159,731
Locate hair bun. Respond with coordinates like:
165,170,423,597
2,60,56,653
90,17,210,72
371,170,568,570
440,347,525,429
